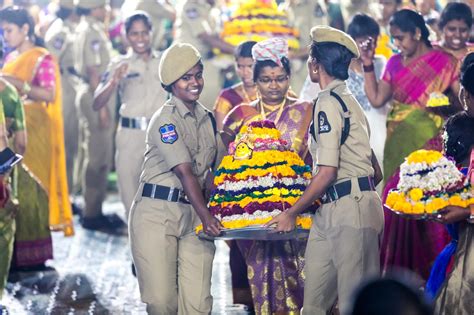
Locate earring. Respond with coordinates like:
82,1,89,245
463,97,469,111
312,69,318,74
415,34,421,41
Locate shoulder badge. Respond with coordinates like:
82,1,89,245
318,111,331,134
159,124,178,144
53,37,64,50
186,8,200,19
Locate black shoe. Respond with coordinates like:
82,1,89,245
80,214,127,235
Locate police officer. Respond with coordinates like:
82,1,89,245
173,0,234,110
93,11,168,217
73,0,121,230
129,42,226,314
281,0,329,93
121,0,176,51
45,0,79,193
267,26,384,315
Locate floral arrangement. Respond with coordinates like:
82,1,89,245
385,150,474,215
220,0,300,50
197,120,313,233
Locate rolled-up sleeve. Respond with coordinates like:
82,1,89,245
314,97,342,168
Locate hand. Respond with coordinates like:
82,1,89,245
434,206,470,224
99,107,111,129
111,63,128,85
0,176,10,208
264,210,296,233
359,36,376,66
202,214,223,236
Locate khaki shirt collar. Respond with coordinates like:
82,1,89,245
320,79,346,93
171,96,207,121
129,49,160,61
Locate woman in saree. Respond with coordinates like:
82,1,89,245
222,38,313,314
0,78,15,300
361,9,461,281
0,6,73,270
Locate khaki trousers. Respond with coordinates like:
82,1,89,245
115,127,146,218
61,73,79,192
129,193,215,315
78,89,114,218
303,186,384,315
200,59,223,111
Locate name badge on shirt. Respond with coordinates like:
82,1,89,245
318,111,331,134
160,124,178,144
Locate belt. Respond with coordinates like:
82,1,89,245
120,117,149,130
142,183,190,204
66,66,84,79
322,176,375,204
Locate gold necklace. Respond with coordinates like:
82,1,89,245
241,85,256,103
259,97,287,125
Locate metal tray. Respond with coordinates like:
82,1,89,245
198,226,310,241
385,205,440,221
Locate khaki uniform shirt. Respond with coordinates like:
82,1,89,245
140,96,226,189
309,79,374,181
284,0,329,47
103,51,167,119
174,0,216,58
74,16,113,81
45,18,76,70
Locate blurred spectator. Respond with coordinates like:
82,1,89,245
435,2,473,61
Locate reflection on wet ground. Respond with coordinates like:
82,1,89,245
2,195,249,314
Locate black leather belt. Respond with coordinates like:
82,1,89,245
66,66,83,79
322,176,376,204
142,183,190,204
120,117,149,130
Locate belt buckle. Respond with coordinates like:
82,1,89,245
138,117,148,130
167,187,175,202
150,184,157,198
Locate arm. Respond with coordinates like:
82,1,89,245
173,163,222,235
13,130,26,155
93,63,128,111
0,74,55,103
360,38,392,108
197,33,235,55
265,166,337,232
371,149,383,186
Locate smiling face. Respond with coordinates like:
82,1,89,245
171,62,204,106
255,66,289,105
390,25,420,58
442,19,470,51
1,22,28,49
126,19,152,56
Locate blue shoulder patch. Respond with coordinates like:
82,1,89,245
160,124,178,144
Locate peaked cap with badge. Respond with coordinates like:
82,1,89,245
310,25,360,58
159,43,202,86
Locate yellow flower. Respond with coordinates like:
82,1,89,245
406,150,443,164
412,202,425,214
408,188,424,202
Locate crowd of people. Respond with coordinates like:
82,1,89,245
0,0,473,314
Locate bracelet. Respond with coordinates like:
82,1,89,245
363,64,375,73
21,81,31,95
468,205,474,223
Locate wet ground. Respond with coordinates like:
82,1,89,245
1,194,249,314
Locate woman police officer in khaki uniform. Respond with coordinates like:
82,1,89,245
129,43,226,314
267,26,384,315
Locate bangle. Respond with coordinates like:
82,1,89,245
21,81,31,95
468,204,474,223
363,64,375,73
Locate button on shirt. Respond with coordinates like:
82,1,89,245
140,96,226,188
104,51,167,119
309,79,374,181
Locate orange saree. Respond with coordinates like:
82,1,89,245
3,47,74,236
